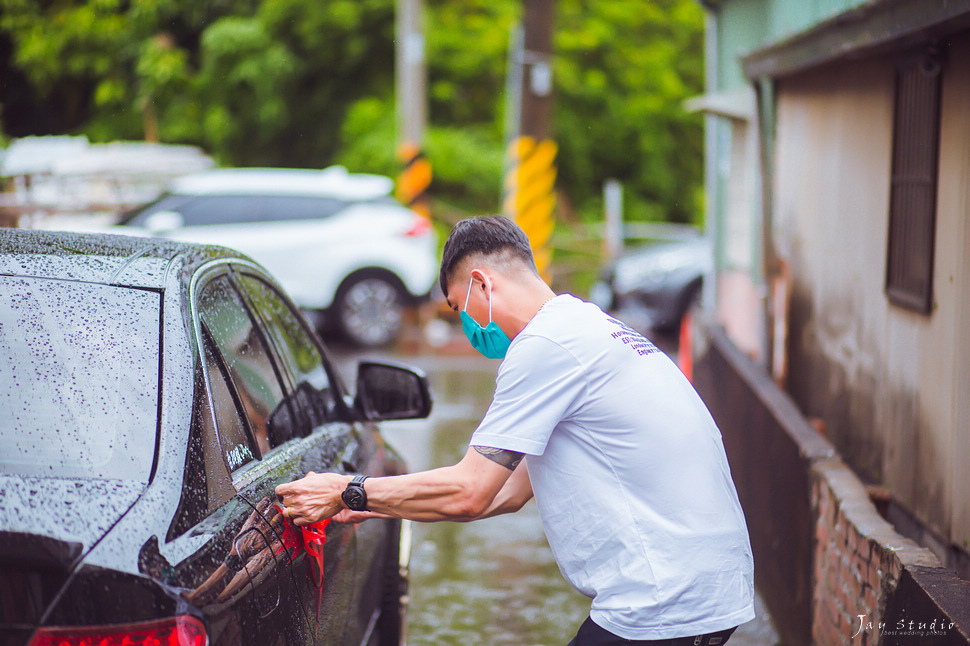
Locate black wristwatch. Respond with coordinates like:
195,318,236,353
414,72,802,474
341,474,369,511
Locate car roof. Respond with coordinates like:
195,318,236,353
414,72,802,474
0,228,250,289
168,165,394,200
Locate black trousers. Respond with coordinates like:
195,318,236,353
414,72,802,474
567,616,737,646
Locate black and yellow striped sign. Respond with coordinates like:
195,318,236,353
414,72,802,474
502,136,557,278
395,142,432,220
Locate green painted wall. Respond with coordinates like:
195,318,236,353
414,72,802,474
714,0,869,91
716,0,768,91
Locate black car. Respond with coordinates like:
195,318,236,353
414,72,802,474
590,236,712,332
0,229,431,646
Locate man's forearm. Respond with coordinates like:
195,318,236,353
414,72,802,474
469,460,533,520
364,463,493,522
277,447,514,525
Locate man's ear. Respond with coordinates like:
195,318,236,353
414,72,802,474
468,268,490,292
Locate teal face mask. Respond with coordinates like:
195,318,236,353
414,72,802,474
460,275,511,359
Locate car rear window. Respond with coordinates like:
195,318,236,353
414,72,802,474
120,193,194,225
255,195,348,222
0,276,161,481
122,193,353,227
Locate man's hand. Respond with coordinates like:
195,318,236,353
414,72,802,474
275,472,349,526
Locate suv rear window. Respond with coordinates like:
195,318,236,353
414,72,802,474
122,193,350,227
0,277,161,481
254,195,347,222
121,193,193,225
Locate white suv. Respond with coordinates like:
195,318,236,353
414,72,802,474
119,166,438,346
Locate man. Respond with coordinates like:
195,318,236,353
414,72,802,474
276,215,755,645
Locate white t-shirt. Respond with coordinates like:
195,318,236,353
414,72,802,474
470,295,755,640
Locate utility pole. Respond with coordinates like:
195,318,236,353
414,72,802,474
503,0,556,280
395,0,431,220
519,0,554,140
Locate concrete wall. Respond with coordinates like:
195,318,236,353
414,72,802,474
693,320,970,645
771,33,970,559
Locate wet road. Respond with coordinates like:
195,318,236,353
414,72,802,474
332,334,779,646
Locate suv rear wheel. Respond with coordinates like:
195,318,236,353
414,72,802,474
334,272,405,347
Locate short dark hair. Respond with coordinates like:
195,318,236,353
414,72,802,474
438,215,537,296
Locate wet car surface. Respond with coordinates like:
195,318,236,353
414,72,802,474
0,229,430,646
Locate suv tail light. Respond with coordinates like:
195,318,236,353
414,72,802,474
29,615,207,646
403,215,431,237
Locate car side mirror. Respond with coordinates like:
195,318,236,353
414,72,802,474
355,361,432,421
144,210,184,235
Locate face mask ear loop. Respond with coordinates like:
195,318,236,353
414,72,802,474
463,275,473,311
486,279,493,324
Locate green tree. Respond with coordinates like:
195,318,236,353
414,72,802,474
0,0,394,166
0,0,705,224
246,0,395,166
555,0,705,224
0,0,254,139
335,0,517,212
195,15,297,164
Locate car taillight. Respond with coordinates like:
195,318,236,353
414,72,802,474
29,615,207,646
403,215,431,237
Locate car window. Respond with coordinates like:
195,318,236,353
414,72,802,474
120,193,194,225
202,324,262,472
237,274,335,430
0,276,159,481
178,196,262,226
169,352,239,538
197,275,298,460
256,195,348,222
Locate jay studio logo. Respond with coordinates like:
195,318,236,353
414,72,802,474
853,614,955,639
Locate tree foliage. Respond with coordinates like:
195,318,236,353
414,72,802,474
0,0,704,223
556,0,705,223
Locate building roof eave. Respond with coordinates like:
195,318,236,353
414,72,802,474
741,0,970,81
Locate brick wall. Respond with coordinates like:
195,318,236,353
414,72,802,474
811,458,939,645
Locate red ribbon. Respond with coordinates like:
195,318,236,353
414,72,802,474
301,520,330,622
273,505,330,621
274,510,302,560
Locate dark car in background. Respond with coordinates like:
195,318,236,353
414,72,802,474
590,236,712,332
0,229,430,646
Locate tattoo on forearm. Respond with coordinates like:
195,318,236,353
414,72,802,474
473,445,524,471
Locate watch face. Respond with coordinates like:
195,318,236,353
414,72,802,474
342,486,366,511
